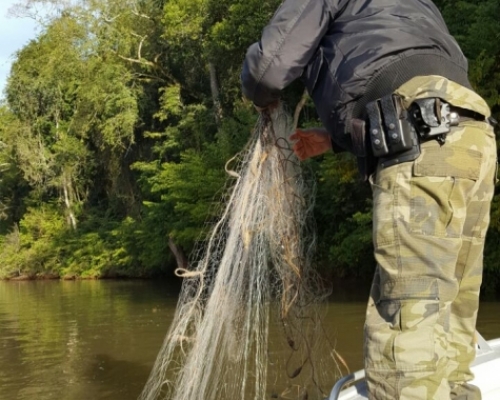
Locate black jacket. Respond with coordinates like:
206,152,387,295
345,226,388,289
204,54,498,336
241,0,471,153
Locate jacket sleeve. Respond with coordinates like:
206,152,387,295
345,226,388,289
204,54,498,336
241,0,336,107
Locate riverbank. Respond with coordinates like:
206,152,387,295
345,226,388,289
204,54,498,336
1,271,155,281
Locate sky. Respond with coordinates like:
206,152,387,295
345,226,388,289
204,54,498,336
0,0,41,99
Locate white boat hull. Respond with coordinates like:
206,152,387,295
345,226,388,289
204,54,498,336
329,334,500,400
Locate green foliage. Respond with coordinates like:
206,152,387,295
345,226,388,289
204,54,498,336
205,0,282,103
1,0,499,295
311,152,374,277
1,206,66,278
437,0,500,118
329,211,373,277
0,107,30,231
61,216,155,278
133,103,254,251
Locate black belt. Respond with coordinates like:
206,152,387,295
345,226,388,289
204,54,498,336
449,105,497,127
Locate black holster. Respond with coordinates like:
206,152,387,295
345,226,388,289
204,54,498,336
350,118,376,182
366,94,421,169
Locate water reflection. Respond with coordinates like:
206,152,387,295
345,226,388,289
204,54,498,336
0,281,178,400
0,280,498,400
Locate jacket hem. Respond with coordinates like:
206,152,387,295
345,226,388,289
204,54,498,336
351,51,471,122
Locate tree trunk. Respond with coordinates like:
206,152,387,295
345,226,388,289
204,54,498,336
62,173,77,230
293,90,309,131
208,62,223,126
168,236,188,270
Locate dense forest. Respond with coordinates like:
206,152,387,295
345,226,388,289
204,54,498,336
0,0,499,293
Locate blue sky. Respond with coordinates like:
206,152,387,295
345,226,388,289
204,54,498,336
0,1,41,98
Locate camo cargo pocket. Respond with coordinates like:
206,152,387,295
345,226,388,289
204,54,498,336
379,277,439,373
410,140,481,238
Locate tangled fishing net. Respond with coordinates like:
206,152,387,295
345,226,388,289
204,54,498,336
140,105,343,400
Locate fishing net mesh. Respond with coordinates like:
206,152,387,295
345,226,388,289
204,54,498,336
140,106,343,400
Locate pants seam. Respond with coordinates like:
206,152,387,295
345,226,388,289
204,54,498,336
394,164,403,278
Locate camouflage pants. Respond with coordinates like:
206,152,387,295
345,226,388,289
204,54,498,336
364,120,498,400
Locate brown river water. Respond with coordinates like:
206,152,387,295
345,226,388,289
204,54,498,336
0,280,498,400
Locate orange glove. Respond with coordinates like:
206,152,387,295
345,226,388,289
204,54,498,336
289,128,332,160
